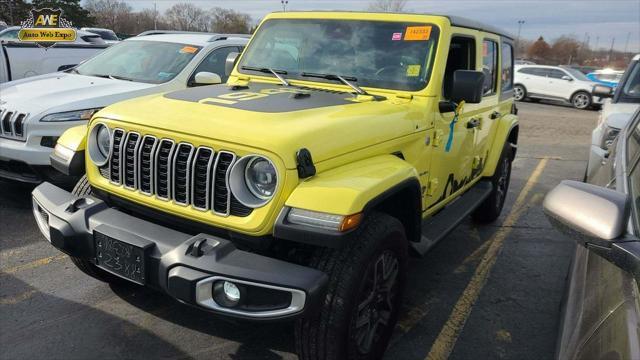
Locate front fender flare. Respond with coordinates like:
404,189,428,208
50,125,87,176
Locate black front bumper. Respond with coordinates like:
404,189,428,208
31,182,328,321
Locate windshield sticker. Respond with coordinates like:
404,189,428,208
404,26,432,41
180,46,198,54
406,65,421,77
392,32,402,41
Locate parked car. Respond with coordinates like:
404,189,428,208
32,11,519,360
515,59,535,65
0,40,108,83
0,21,7,31
81,27,120,44
0,26,106,45
514,64,603,109
544,107,640,360
586,68,624,88
586,54,640,179
0,33,248,183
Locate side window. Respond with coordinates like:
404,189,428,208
443,36,476,100
190,46,240,85
627,119,640,166
629,158,640,231
549,69,567,79
501,42,513,92
482,40,498,96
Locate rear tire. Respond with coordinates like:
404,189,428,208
295,212,408,360
472,142,513,223
571,91,592,110
68,175,128,284
514,84,526,101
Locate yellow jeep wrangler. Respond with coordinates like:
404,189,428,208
33,11,518,359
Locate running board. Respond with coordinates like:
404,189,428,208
411,180,493,256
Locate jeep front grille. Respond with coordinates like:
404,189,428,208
0,108,28,141
101,129,251,217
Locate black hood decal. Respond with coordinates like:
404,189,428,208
164,83,356,113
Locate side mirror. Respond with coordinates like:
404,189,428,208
225,52,240,77
544,180,629,243
561,75,573,81
450,70,485,104
193,72,222,86
593,84,614,98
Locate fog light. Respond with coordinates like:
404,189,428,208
213,280,244,308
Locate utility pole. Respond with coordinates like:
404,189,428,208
608,37,615,63
594,36,599,51
516,20,525,57
624,32,631,55
281,0,289,12
153,2,157,30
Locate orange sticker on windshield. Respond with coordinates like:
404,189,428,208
404,26,432,41
180,46,198,54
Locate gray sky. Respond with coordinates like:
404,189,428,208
123,0,640,52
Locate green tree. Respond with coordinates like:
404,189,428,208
31,0,95,27
0,0,32,26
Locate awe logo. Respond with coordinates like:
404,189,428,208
18,8,77,48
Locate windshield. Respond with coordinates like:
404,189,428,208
75,40,201,84
563,67,591,81
239,19,439,91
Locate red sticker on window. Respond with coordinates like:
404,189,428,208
483,42,488,56
392,32,402,41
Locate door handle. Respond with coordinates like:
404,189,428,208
489,111,501,120
467,118,481,129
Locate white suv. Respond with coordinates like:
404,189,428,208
0,33,248,183
514,65,602,109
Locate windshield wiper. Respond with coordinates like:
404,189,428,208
300,72,367,95
108,75,135,82
241,66,289,86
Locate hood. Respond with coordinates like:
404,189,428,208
0,72,158,119
98,83,425,169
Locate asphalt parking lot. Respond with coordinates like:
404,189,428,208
0,101,597,360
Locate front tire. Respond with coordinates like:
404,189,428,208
472,142,513,223
295,212,408,360
514,84,526,101
68,175,127,284
571,91,592,110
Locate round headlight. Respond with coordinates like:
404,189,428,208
229,155,278,208
96,125,111,157
245,157,277,199
88,123,111,166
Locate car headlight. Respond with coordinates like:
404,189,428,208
88,123,111,166
601,126,620,150
41,108,102,122
229,155,278,208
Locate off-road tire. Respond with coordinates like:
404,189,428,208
513,84,526,101
295,212,408,360
571,91,592,110
472,141,514,223
68,175,127,284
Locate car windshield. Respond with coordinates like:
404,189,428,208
563,67,590,81
239,19,440,91
622,62,640,99
75,40,201,84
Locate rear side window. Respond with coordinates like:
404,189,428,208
548,69,568,79
518,67,546,76
482,40,498,96
501,42,513,92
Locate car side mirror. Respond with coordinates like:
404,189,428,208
593,84,614,98
225,52,240,77
450,70,485,104
561,75,573,81
543,180,640,279
193,72,222,86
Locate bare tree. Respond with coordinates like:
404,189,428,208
527,36,552,64
165,3,209,31
85,0,131,30
550,36,581,64
209,7,252,34
367,0,407,12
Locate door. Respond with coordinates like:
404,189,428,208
517,67,547,94
546,68,573,99
425,33,480,211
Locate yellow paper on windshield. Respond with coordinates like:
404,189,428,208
406,65,421,77
404,26,432,41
